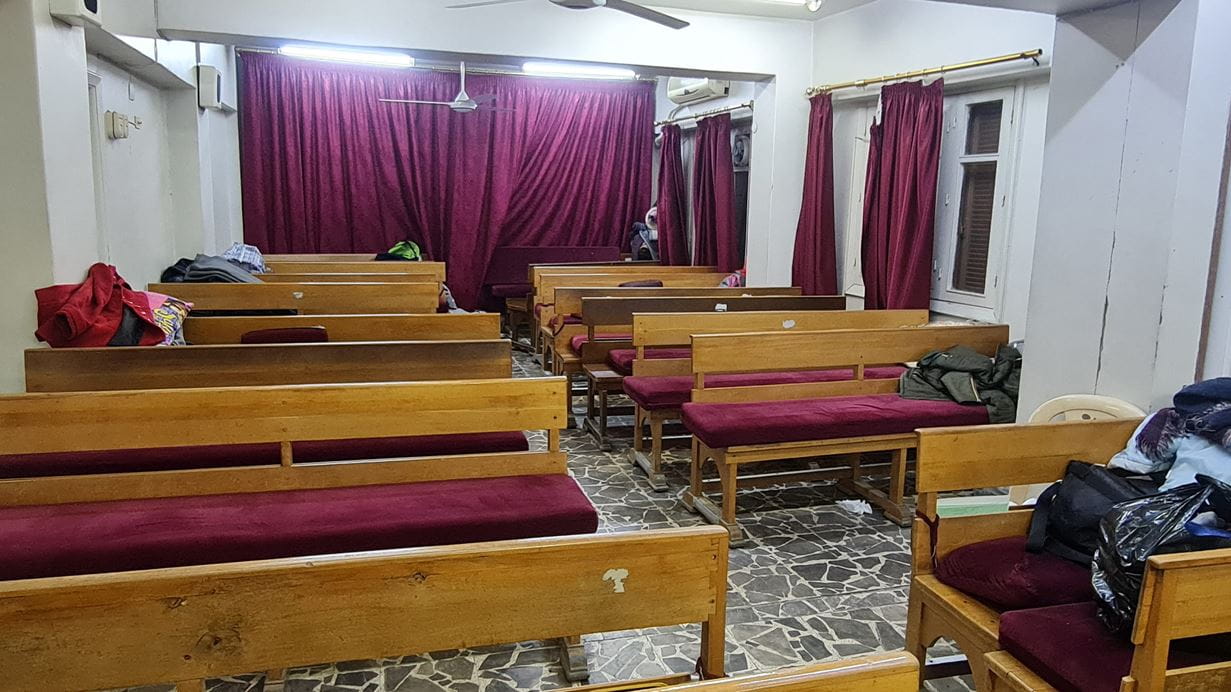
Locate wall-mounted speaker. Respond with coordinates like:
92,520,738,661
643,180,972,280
50,0,102,27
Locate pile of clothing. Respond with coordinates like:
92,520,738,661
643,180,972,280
899,344,1022,423
160,244,269,284
1110,378,1231,489
35,263,192,348
375,240,422,262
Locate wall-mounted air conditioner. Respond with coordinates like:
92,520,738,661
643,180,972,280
194,65,224,110
50,0,101,27
666,77,730,106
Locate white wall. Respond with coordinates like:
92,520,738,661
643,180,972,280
1019,0,1230,414
811,0,1054,337
155,0,816,287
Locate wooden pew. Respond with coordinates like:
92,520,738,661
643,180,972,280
529,265,719,357
260,272,438,283
183,313,501,344
0,377,729,690
263,253,379,261
684,324,1010,543
24,339,511,392
906,419,1141,690
265,260,446,282
537,273,731,367
572,295,844,449
624,310,930,490
148,282,440,314
573,652,919,691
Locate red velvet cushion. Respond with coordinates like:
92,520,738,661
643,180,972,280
489,283,532,299
619,280,663,288
240,327,328,344
624,367,907,411
569,333,632,353
0,474,598,580
682,393,990,448
1000,602,1222,692
606,348,693,375
0,432,529,479
936,536,1094,610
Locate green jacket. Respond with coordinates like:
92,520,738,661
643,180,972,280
899,344,1022,423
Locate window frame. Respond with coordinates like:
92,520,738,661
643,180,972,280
931,86,1021,317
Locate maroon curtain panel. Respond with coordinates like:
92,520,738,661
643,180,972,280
691,114,741,272
791,93,838,295
656,124,690,266
239,53,654,308
861,80,944,310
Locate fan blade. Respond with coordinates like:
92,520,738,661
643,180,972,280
447,0,530,8
605,0,690,29
472,93,498,105
379,98,455,106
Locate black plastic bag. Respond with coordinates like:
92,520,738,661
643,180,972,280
1092,475,1231,634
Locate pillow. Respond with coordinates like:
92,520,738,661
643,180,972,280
935,536,1095,611
239,327,329,344
619,280,663,288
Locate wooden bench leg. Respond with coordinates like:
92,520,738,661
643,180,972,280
558,634,590,682
630,408,669,492
597,386,610,451
265,668,287,692
885,447,909,525
683,445,747,546
175,680,205,692
683,438,704,513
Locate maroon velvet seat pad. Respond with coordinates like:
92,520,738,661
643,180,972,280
624,367,907,411
490,283,532,299
0,432,529,479
935,536,1094,611
999,602,1223,692
0,474,597,581
681,393,989,448
569,334,632,353
606,348,694,376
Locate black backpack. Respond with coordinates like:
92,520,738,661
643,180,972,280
1026,461,1160,564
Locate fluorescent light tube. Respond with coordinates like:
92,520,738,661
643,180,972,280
278,45,414,68
522,61,637,80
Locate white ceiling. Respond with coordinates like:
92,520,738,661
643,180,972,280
922,0,1130,14
645,0,877,20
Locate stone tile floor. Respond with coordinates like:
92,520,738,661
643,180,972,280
137,351,972,692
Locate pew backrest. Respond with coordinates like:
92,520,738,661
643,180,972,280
263,253,380,261
582,295,844,330
690,324,1010,403
183,313,501,344
148,282,440,314
260,272,438,283
530,265,719,305
482,246,621,286
265,261,446,281
24,340,512,392
630,309,929,376
538,273,732,314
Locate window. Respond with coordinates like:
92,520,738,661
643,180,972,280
933,88,1017,313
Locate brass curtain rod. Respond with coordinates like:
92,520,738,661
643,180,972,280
655,101,754,127
805,49,1044,97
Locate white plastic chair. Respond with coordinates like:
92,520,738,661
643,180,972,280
1008,395,1147,505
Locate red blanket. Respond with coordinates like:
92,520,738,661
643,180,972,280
35,263,161,348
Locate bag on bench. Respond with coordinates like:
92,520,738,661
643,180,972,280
1026,461,1159,565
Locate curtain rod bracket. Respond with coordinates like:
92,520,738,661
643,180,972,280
655,100,754,128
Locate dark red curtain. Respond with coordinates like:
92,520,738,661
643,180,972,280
861,80,944,310
692,114,741,272
239,53,654,308
656,124,690,266
791,93,838,295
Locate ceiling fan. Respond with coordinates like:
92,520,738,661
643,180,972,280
378,62,504,114
446,0,690,31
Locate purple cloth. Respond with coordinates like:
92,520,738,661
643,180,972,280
935,537,1095,611
692,114,741,272
791,94,838,295
240,53,654,309
657,124,690,266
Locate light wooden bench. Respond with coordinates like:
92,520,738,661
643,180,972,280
24,339,512,392
265,260,446,281
0,377,729,690
263,253,384,261
149,282,440,314
570,295,841,449
183,313,501,344
906,419,1139,689
537,274,732,369
573,652,919,691
528,265,719,357
624,310,930,490
684,324,1010,543
260,272,439,283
